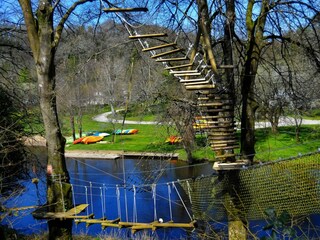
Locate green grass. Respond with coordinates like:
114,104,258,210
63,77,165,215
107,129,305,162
254,125,320,161
54,109,320,162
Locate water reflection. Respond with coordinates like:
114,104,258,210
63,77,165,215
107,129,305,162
4,148,214,238
68,157,214,237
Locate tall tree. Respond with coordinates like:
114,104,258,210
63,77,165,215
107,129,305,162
17,0,94,238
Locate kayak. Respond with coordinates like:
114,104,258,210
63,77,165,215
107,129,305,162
165,136,182,144
73,137,86,144
114,129,139,135
81,136,104,144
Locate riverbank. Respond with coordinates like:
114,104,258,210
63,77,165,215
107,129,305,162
23,135,179,160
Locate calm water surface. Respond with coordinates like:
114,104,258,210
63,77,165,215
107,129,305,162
4,147,215,239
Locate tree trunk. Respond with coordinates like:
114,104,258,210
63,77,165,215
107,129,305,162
37,49,73,240
240,62,258,162
70,115,76,140
18,0,73,238
240,0,268,162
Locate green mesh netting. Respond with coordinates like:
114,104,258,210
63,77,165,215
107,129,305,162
180,153,320,221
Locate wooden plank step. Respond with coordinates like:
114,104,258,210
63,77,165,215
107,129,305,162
218,65,236,69
142,43,177,52
211,143,232,148
101,222,121,229
213,160,250,171
33,204,92,219
180,78,206,83
215,153,237,158
205,125,236,129
204,108,233,112
156,57,188,62
152,220,196,229
211,139,238,144
212,145,239,150
198,102,232,107
184,80,210,86
201,64,236,69
209,131,236,135
197,115,234,119
129,33,167,39
75,217,120,227
197,97,209,100
131,221,158,234
151,48,183,58
174,72,201,77
206,129,236,133
209,137,237,141
198,102,223,107
165,63,193,70
208,130,237,134
185,84,215,90
199,115,235,120
103,8,148,12
118,221,150,228
170,70,198,74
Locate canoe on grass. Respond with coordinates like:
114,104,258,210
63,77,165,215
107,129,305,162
165,136,182,144
73,137,86,144
113,129,139,135
86,131,110,137
81,136,104,144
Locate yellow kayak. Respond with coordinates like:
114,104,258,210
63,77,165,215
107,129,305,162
81,136,104,144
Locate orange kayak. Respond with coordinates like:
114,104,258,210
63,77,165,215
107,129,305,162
81,136,104,144
165,136,182,144
73,137,86,144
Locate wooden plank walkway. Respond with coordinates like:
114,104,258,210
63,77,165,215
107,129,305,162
33,204,93,220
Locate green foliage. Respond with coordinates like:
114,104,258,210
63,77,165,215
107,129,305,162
261,208,299,240
304,109,320,119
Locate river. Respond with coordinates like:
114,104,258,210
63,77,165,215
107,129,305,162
3,147,215,239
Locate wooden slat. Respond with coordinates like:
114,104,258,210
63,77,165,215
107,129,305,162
174,72,201,77
199,115,235,120
156,57,188,62
215,153,237,158
152,220,197,229
66,204,89,214
204,108,233,112
180,78,206,83
200,64,235,69
218,65,235,69
185,84,215,90
151,48,182,58
211,139,238,144
142,43,177,52
131,221,158,234
103,7,148,12
165,63,193,70
75,217,120,227
198,102,232,107
129,33,167,39
183,80,210,86
212,145,239,150
33,204,91,219
213,160,249,171
197,97,209,100
198,102,223,107
208,135,237,141
170,70,198,74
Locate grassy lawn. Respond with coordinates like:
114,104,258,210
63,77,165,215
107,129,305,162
254,125,320,161
60,109,320,162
